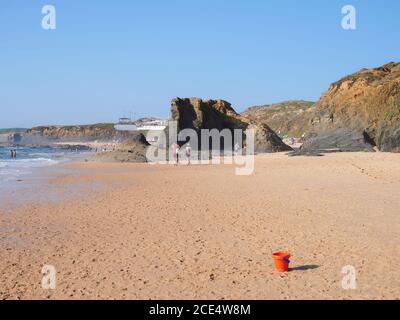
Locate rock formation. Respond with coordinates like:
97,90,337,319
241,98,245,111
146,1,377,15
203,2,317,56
89,133,150,163
170,98,292,153
300,126,376,152
305,62,400,152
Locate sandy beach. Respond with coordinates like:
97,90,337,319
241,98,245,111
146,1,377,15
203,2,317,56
0,152,399,300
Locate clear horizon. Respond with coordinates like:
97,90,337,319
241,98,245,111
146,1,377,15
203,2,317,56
1,0,399,128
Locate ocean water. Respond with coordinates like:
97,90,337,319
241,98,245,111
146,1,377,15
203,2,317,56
0,146,84,183
0,146,98,208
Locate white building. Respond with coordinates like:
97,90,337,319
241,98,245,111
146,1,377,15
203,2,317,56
114,118,167,132
114,124,138,131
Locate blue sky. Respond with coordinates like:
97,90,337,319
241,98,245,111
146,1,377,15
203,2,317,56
0,0,399,128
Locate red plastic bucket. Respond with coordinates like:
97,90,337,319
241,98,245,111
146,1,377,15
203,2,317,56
272,252,291,272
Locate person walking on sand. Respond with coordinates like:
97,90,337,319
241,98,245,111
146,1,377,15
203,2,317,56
234,142,240,156
175,144,180,165
185,143,192,165
172,143,180,165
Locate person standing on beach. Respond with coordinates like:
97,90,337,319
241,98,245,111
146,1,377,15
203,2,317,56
175,144,180,165
14,150,17,158
234,142,240,156
172,143,180,165
185,143,191,165
10,150,14,159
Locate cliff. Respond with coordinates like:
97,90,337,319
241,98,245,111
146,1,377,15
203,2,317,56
306,62,400,152
25,124,118,142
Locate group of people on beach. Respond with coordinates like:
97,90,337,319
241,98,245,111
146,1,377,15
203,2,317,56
94,143,118,153
10,149,17,159
172,143,191,165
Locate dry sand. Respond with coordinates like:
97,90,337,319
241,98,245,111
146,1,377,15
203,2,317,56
0,152,399,300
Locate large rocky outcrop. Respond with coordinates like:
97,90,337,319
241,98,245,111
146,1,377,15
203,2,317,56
170,98,292,153
242,100,316,137
305,62,400,152
89,133,150,163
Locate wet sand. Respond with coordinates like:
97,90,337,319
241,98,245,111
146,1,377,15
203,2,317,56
0,152,399,300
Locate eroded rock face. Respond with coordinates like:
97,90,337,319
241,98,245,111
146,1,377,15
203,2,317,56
171,98,247,131
309,62,400,152
170,98,292,153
